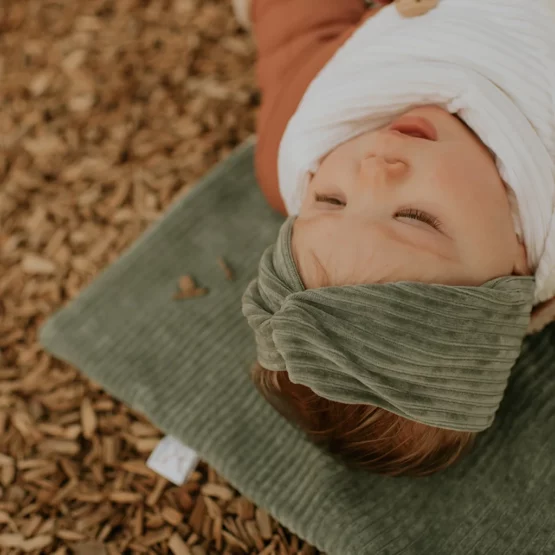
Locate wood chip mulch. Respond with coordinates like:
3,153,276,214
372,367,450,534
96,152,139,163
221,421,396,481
0,0,319,553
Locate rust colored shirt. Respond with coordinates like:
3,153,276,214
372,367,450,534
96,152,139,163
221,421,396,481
253,0,380,215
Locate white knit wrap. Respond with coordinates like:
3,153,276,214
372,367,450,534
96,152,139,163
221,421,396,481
278,0,555,304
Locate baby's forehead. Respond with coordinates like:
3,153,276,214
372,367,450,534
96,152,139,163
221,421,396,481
291,217,445,290
291,226,330,289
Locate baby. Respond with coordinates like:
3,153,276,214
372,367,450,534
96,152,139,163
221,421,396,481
236,0,555,475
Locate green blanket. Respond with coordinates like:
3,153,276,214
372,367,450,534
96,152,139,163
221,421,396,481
41,142,555,555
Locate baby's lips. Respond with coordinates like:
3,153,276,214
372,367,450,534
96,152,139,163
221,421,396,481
388,116,438,142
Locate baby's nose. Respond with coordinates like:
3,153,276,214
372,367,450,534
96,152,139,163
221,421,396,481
359,155,408,185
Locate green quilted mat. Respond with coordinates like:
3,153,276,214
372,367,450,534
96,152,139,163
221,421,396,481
41,142,555,555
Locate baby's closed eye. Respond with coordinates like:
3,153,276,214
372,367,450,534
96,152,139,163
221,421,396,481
396,208,443,232
315,193,346,207
314,194,443,232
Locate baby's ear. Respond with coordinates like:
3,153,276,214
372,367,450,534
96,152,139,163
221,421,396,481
528,297,555,335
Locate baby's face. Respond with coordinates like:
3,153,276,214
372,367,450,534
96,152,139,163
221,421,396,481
293,106,529,289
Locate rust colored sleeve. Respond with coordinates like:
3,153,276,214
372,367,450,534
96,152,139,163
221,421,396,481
252,0,372,215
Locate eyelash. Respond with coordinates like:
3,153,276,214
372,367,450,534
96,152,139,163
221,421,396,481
315,194,344,206
396,208,443,231
315,195,443,231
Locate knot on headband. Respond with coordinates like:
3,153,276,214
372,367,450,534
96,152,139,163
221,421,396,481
242,218,536,432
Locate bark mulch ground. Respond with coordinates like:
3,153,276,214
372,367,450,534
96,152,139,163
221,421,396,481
0,1,319,553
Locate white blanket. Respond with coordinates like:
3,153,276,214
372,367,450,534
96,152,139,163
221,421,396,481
278,0,555,303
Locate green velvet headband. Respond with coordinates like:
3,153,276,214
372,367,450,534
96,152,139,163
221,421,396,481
242,217,536,432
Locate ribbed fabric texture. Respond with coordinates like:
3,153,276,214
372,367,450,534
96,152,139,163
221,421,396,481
41,143,555,555
242,217,535,431
278,0,555,304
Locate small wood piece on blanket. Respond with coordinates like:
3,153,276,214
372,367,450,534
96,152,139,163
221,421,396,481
174,276,208,300
217,257,235,281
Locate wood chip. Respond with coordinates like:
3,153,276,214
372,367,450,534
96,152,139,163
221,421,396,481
21,254,56,275
11,410,42,442
81,398,97,439
38,439,80,456
168,533,191,555
146,513,165,529
0,453,14,467
119,460,157,478
127,543,148,553
200,483,234,501
50,479,79,505
221,530,248,552
245,519,265,551
0,534,24,548
189,496,205,536
101,436,118,466
259,542,279,555
235,517,254,548
134,437,161,453
0,0,314,552
161,506,184,527
71,542,108,555
217,256,235,281
203,496,222,520
71,490,104,503
141,527,172,546
213,517,223,551
0,511,17,530
173,275,209,300
300,543,317,555
108,491,143,504
256,508,274,540
236,497,255,520
129,421,159,437
56,529,88,541
28,71,53,96
146,476,168,507
21,535,54,552
132,504,144,537
1,464,16,487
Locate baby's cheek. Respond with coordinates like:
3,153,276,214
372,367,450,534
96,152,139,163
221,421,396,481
432,159,517,275
463,203,519,278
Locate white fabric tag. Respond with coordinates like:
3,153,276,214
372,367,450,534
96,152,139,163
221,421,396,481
146,436,199,485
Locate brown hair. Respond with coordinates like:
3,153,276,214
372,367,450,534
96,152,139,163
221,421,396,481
252,363,477,477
